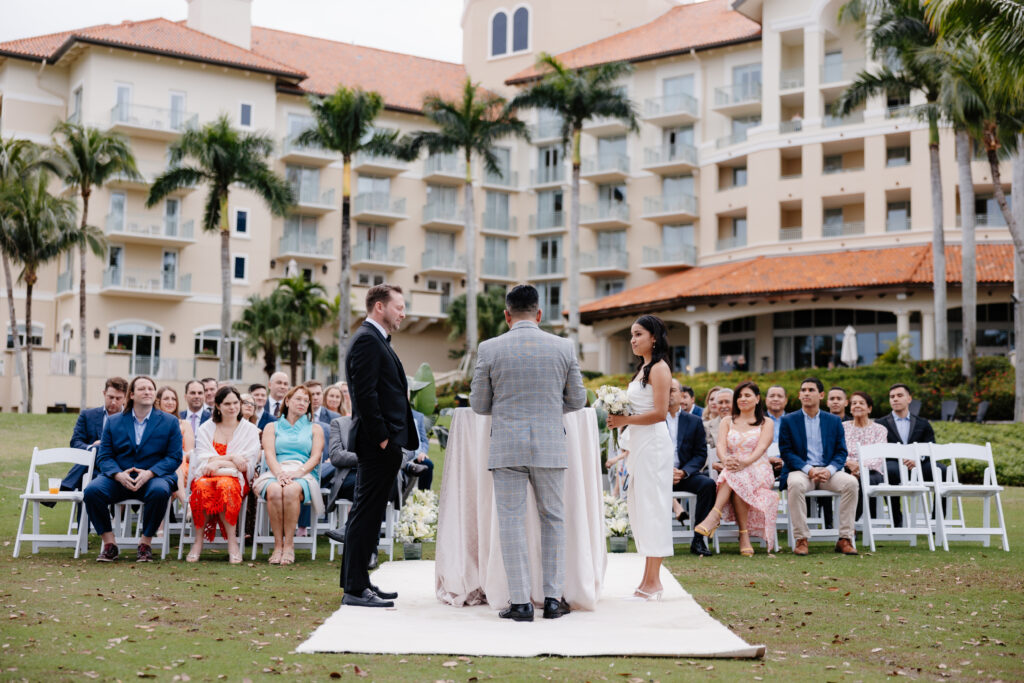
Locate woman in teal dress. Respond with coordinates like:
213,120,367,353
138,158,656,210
253,385,325,565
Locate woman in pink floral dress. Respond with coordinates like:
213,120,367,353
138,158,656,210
695,381,778,555
842,391,888,518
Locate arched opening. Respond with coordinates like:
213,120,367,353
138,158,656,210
512,6,530,53
491,11,508,57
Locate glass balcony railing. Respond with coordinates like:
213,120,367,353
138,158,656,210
642,245,697,267
483,168,518,187
293,184,336,206
57,271,74,293
779,119,803,133
643,143,697,167
102,267,191,293
421,250,466,271
353,192,406,216
481,258,516,278
822,221,865,238
780,68,804,90
105,214,195,240
714,82,762,107
823,111,864,128
821,59,865,85
423,202,464,224
643,92,699,119
528,211,565,232
643,194,697,217
530,166,565,185
779,227,803,241
282,135,334,158
481,212,517,233
424,153,466,178
716,235,747,251
528,258,565,277
581,153,630,176
352,243,406,264
579,250,629,271
278,232,334,256
886,217,912,233
110,103,197,133
580,202,630,223
715,131,748,149
529,119,563,140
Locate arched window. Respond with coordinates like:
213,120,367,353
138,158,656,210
512,6,530,52
491,11,508,57
194,328,244,381
108,322,161,376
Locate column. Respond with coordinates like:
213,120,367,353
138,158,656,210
803,27,823,127
706,321,720,373
921,310,935,360
688,321,703,375
597,334,612,375
762,22,782,129
896,309,910,341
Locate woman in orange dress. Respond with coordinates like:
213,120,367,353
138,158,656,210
155,386,195,505
187,386,261,563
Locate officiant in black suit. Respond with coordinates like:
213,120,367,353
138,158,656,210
341,284,419,608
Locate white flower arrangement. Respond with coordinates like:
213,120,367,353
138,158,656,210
603,492,631,538
594,385,631,416
397,488,439,543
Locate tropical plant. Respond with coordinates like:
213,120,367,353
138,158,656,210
444,286,510,344
926,0,1024,85
147,115,293,380
293,86,408,374
402,78,528,371
1,171,81,411
409,362,437,416
232,291,284,379
836,0,949,358
274,275,330,385
510,54,639,351
50,121,138,408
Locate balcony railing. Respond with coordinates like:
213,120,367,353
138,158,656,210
483,168,518,187
714,82,762,107
105,214,195,240
102,267,191,293
281,135,334,158
352,150,405,169
423,202,464,224
780,68,804,90
716,235,747,251
821,59,865,84
424,153,466,178
528,258,565,277
110,103,197,133
823,111,864,128
580,202,630,224
279,232,334,256
886,104,912,119
822,221,865,238
957,213,1007,227
529,211,565,233
643,194,697,217
643,143,697,167
715,131,748,149
780,119,803,133
57,270,74,294
480,258,516,278
779,227,803,241
530,119,564,140
643,93,699,119
530,166,565,185
481,212,517,233
353,192,406,216
581,153,630,176
642,245,697,268
294,184,336,207
886,217,912,233
823,164,864,175
352,243,406,264
421,250,466,271
579,250,629,271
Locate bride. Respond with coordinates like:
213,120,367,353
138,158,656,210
607,315,674,600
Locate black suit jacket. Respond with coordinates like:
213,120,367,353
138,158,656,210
345,321,418,452
673,411,708,478
62,407,109,490
876,413,936,445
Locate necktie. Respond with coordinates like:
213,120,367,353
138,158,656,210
189,413,198,434
273,400,282,417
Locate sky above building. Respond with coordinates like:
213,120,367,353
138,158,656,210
0,0,465,63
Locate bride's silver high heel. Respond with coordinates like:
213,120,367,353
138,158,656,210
622,588,663,602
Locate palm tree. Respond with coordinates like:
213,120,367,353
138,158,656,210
445,287,510,344
927,0,1024,82
275,275,330,384
836,0,949,358
2,172,81,411
147,115,293,380
232,291,284,379
403,78,528,370
511,54,638,350
292,87,409,373
50,121,138,409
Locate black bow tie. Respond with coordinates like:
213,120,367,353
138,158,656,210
386,335,392,343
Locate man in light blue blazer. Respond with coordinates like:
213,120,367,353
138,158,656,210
83,376,182,563
779,377,859,557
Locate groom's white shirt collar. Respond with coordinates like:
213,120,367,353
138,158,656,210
365,317,388,340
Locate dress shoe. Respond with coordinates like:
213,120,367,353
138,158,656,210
543,597,571,619
793,538,809,556
499,603,534,622
690,536,712,557
835,538,859,555
325,528,346,544
370,584,398,600
405,462,428,476
367,551,378,570
342,588,394,608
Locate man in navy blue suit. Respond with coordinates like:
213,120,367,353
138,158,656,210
60,376,128,492
779,377,859,556
83,376,183,563
667,380,713,556
679,385,703,418
248,383,277,431
179,380,211,435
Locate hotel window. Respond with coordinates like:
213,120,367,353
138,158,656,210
730,217,748,241
169,91,186,130
357,271,386,287
70,86,82,123
239,102,253,128
194,329,243,380
512,6,530,52
823,154,843,174
535,282,562,323
596,278,625,297
491,11,507,57
887,201,911,232
732,167,747,187
886,146,910,167
233,255,248,282
6,323,43,349
234,209,248,235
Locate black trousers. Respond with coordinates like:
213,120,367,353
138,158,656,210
855,469,885,520
673,472,716,532
341,440,403,593
888,457,947,526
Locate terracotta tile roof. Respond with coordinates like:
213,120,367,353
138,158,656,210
580,244,1014,323
0,18,305,79
250,27,469,113
506,0,762,85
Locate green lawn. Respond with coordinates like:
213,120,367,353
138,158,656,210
2,414,1022,682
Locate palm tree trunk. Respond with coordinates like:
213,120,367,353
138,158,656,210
2,252,28,412
263,344,277,378
219,194,231,381
1010,135,1024,422
928,114,949,359
78,191,90,410
339,157,352,376
24,272,35,413
955,131,976,382
568,127,581,353
464,150,478,374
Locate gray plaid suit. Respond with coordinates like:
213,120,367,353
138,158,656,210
470,320,587,604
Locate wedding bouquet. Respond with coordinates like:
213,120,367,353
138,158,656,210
594,385,631,451
397,488,439,543
603,492,631,538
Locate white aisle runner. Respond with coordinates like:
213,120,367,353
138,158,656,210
296,555,764,658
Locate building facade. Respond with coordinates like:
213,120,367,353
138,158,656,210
1,0,1014,411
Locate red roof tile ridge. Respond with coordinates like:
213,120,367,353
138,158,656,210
907,243,934,281
250,25,463,68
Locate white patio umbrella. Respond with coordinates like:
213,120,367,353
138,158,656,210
840,325,858,367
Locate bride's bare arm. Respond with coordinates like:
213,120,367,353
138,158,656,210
607,362,671,428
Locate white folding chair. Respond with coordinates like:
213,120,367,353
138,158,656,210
927,443,1010,551
111,497,172,559
671,491,697,544
328,498,354,561
14,447,95,558
251,456,322,559
858,443,934,552
176,461,248,559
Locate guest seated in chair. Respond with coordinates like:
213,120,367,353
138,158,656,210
667,379,713,557
154,385,195,507
83,376,182,563
403,407,433,491
324,385,347,417
705,389,733,455
842,391,887,520
252,385,324,565
248,384,277,431
61,376,128,493
180,380,212,435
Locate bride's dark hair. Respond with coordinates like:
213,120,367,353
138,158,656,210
633,315,670,388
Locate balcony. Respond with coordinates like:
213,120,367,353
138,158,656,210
528,211,565,234
352,193,407,222
352,151,406,176
580,154,630,183
823,163,864,175
579,202,630,229
886,217,912,233
779,227,803,241
886,104,912,119
278,232,335,263
352,243,406,270
780,68,804,90
528,258,565,279
716,235,747,251
715,131,749,150
101,267,191,300
480,212,518,236
579,250,629,276
56,270,74,295
642,143,697,174
822,221,865,238
821,59,865,96
420,250,467,275
109,103,197,140
712,83,762,116
641,245,697,271
823,111,864,128
641,194,698,223
529,119,564,143
422,203,465,230
280,135,336,166
779,119,803,134
105,214,196,245
642,93,699,126
483,168,519,190
583,115,631,136
530,166,565,188
402,289,450,322
293,185,337,215
423,153,466,184
480,258,517,281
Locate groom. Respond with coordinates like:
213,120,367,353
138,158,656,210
470,284,587,622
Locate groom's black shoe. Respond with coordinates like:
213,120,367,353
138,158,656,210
543,597,571,619
370,584,398,600
690,536,712,557
499,603,534,622
342,588,393,608
325,528,345,544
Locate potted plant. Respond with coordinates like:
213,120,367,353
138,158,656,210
397,488,438,560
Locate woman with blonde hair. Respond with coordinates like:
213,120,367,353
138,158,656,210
154,385,195,505
324,385,347,417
